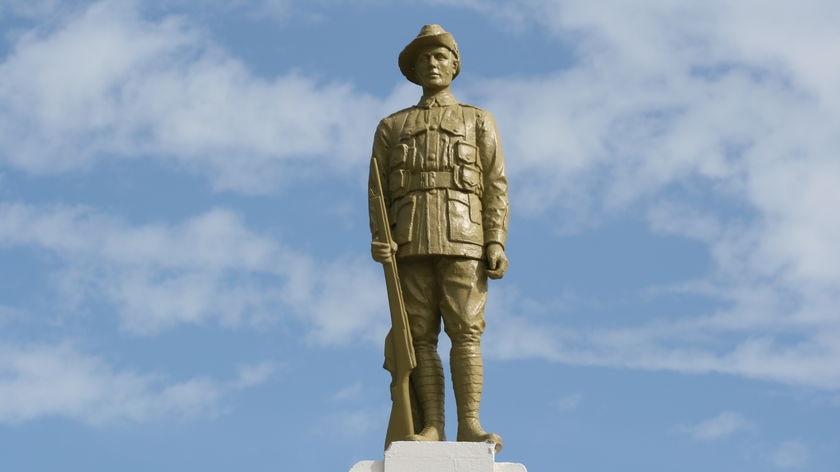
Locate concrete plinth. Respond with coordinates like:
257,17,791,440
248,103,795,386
349,442,527,472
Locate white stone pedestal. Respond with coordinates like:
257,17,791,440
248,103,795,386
349,442,527,472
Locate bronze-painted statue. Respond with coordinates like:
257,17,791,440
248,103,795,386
368,24,509,453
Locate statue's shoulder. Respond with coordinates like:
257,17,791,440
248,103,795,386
382,106,417,123
458,103,496,124
458,103,493,116
458,103,484,111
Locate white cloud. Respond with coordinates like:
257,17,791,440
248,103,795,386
0,0,64,19
0,342,274,424
311,407,385,439
483,287,574,361
770,440,810,470
0,202,295,333
675,411,754,440
0,201,386,341
453,0,840,283
438,0,840,391
4,0,838,395
0,0,403,193
553,393,582,412
487,300,840,390
301,256,391,346
232,362,277,389
331,381,363,402
465,5,839,219
315,382,386,440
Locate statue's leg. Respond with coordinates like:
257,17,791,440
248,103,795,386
450,344,502,451
399,258,445,441
439,257,503,452
406,347,445,441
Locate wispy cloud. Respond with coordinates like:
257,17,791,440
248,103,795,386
232,362,277,389
3,0,838,409
447,1,840,392
310,407,385,439
0,201,386,341
675,411,754,440
553,393,582,412
0,0,64,19
485,299,840,390
314,382,385,440
0,1,410,193
330,382,364,402
770,440,810,470
0,342,274,424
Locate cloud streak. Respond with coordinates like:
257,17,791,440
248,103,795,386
0,1,410,192
675,411,754,440
452,1,840,391
485,295,840,390
0,342,274,425
3,0,838,399
0,201,386,341
770,440,810,470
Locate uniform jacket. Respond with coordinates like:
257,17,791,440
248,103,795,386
369,91,509,260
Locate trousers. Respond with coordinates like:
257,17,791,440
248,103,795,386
397,256,487,350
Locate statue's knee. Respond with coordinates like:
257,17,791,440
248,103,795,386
412,337,440,353
445,325,482,347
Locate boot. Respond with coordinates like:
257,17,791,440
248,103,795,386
407,347,446,441
451,344,503,452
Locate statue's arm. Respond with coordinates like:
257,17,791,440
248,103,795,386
369,119,395,263
478,110,510,278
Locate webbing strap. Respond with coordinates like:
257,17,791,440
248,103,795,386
463,106,475,147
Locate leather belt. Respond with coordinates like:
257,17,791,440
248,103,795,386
406,171,455,192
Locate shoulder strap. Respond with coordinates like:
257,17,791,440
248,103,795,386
462,105,476,145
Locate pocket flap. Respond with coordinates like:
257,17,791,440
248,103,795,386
440,117,466,137
455,141,477,164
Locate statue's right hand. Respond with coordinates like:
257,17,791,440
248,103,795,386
371,240,398,263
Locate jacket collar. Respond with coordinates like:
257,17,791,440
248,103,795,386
417,90,458,108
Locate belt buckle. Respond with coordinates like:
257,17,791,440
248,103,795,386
420,171,436,188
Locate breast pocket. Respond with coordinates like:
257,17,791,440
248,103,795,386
454,141,477,165
390,144,409,169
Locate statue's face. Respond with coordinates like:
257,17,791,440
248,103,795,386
414,46,458,90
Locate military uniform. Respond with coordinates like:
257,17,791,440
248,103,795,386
369,24,508,451
370,87,508,336
370,91,508,259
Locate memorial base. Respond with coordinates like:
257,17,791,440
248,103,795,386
349,442,527,472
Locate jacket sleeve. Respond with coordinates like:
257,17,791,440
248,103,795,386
477,110,509,248
368,118,392,245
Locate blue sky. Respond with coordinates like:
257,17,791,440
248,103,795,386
1,1,839,471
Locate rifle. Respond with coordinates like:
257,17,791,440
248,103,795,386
369,157,417,449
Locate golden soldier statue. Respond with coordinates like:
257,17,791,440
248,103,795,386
369,24,509,452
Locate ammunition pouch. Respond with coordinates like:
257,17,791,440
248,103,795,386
390,165,482,199
387,107,483,199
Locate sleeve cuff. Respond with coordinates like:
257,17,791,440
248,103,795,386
484,230,506,248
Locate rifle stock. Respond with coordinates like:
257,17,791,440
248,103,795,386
369,158,417,449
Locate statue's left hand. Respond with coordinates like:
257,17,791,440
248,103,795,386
485,243,509,279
